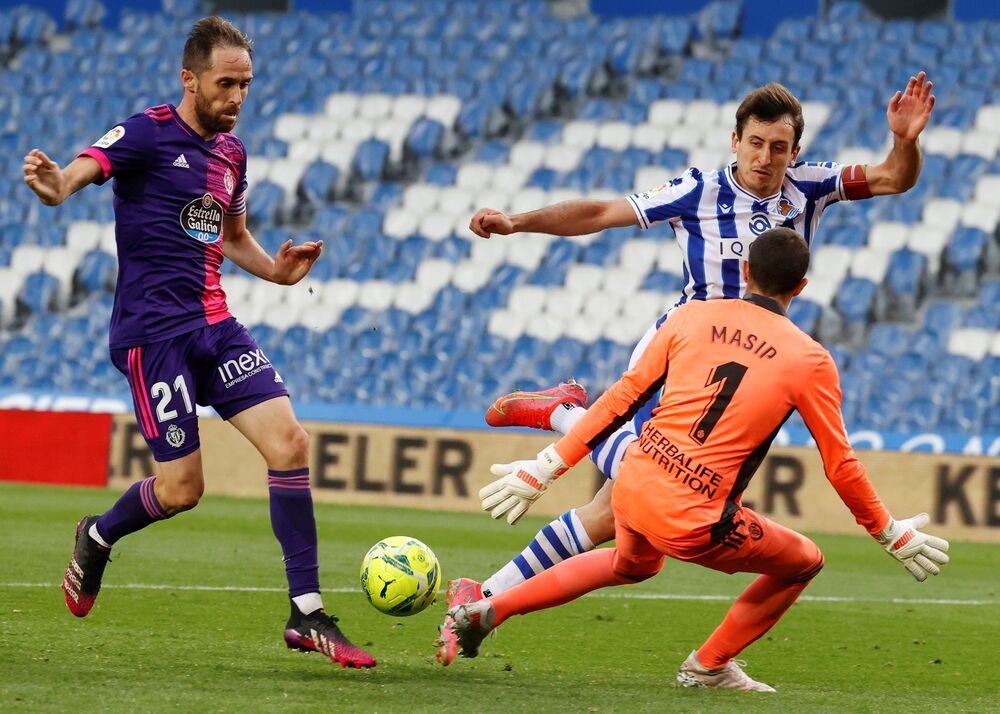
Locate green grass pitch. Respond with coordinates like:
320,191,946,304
2,482,999,713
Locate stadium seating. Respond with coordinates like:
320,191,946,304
0,0,997,441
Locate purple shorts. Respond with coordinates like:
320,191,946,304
111,318,288,462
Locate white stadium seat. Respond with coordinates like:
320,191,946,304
836,147,878,166
418,212,455,241
509,187,547,214
809,245,853,285
340,117,376,143
801,101,831,131
488,310,525,340
601,267,644,298
357,94,393,121
491,165,529,193
415,259,454,290
991,332,1000,356
324,93,360,121
868,222,911,253
454,162,494,190
801,275,839,307
973,175,1000,207
849,247,890,283
473,189,512,214
403,183,440,213
509,140,547,172
10,245,46,276
634,166,668,193
544,289,584,317
948,328,992,360
450,261,493,292
973,104,1000,134
356,280,396,311
669,125,703,150
687,148,729,171
322,279,360,308
583,291,622,323
622,291,666,326
596,122,633,151
287,139,321,162
682,99,720,126
507,285,547,317
525,313,564,341
547,188,583,205
630,124,668,152
374,118,414,162
437,186,476,215
298,303,341,332
619,240,660,273
959,202,1000,233
382,208,416,239
0,268,23,327
391,94,428,123
921,199,962,232
562,120,599,149
565,264,606,295
906,223,951,269
305,118,340,142
97,224,117,254
960,131,999,160
542,144,584,172
284,278,323,310
319,141,358,173
564,314,604,343
244,157,270,191
273,113,309,142
647,99,685,127
424,95,462,128
656,241,685,276
921,127,963,158
504,239,547,271
66,221,102,253
267,159,307,200
469,236,509,267
42,248,78,304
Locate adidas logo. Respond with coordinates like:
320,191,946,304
173,154,190,169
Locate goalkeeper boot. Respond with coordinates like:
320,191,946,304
447,600,495,660
284,599,377,669
436,578,483,666
485,379,588,430
62,515,111,618
676,650,775,692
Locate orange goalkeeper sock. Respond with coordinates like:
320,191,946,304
696,573,811,669
490,548,627,627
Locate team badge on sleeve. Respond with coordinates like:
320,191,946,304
94,125,125,149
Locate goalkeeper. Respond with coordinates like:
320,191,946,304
442,228,950,691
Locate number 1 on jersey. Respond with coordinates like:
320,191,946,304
689,361,748,445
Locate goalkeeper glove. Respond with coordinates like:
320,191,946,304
875,513,950,582
480,444,568,525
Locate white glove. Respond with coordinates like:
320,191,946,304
875,513,950,582
480,444,569,525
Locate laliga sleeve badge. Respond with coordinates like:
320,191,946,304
94,125,125,149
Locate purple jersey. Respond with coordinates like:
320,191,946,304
80,104,249,349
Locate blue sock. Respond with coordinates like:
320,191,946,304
95,476,168,545
268,468,319,598
481,509,594,597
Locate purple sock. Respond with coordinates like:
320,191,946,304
268,468,320,597
95,476,168,545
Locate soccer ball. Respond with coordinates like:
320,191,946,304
360,536,441,616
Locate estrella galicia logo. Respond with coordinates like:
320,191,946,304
180,193,223,244
748,211,771,236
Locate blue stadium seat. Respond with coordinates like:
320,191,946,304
248,181,286,225
424,162,457,186
75,250,117,297
299,160,340,205
475,140,510,164
788,299,822,335
352,138,389,182
18,271,61,318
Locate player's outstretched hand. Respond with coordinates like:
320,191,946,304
469,208,514,238
887,71,935,142
23,149,65,206
272,238,323,285
875,512,950,582
480,445,568,525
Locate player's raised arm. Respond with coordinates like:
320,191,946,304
23,149,103,206
794,350,949,581
469,198,638,239
222,212,323,285
864,71,935,196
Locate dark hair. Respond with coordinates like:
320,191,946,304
182,16,253,74
748,227,810,295
735,82,804,148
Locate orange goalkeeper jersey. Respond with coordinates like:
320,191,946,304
554,294,890,554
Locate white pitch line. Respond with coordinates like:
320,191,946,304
2,582,996,606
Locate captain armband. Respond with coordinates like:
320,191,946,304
841,164,873,200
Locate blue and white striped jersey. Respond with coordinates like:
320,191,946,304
627,161,852,307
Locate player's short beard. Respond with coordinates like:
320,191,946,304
194,92,237,134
